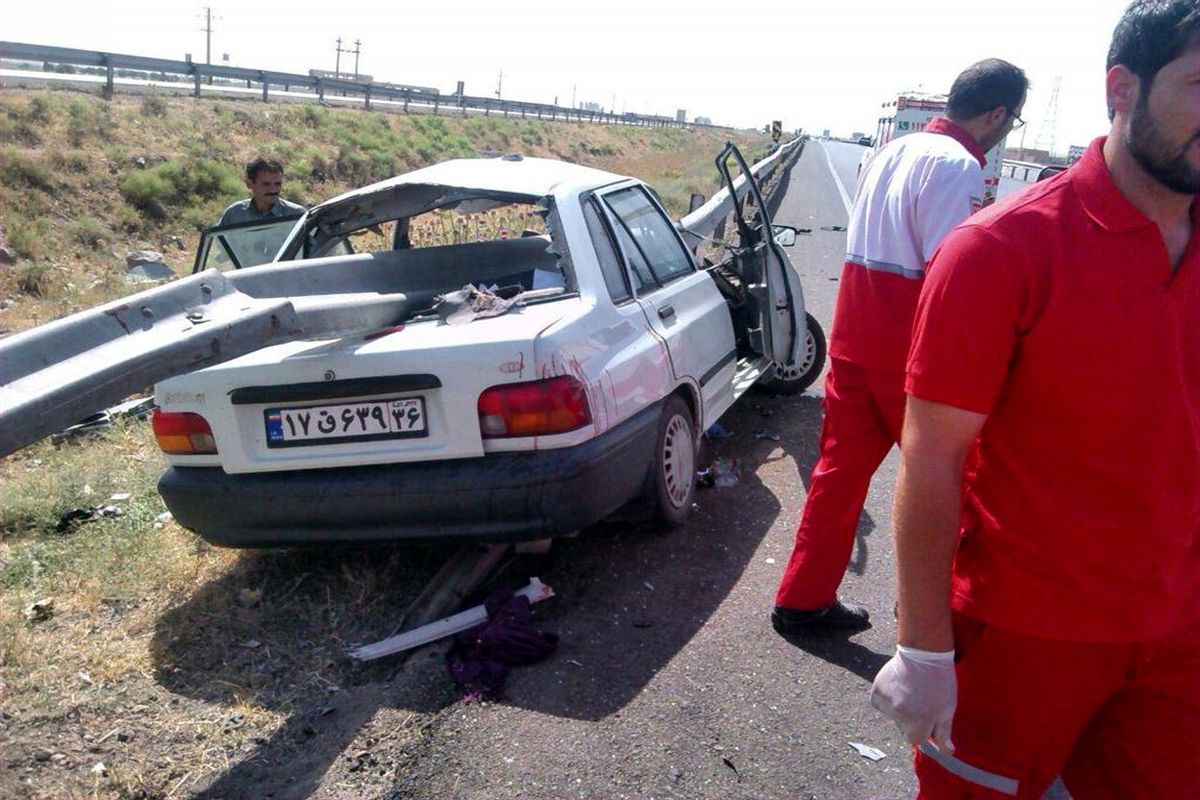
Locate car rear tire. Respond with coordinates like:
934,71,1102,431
651,395,697,528
757,312,827,395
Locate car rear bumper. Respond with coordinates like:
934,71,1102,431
158,403,661,547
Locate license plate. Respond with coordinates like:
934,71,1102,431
264,396,427,448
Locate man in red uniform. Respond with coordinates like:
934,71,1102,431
871,2,1200,796
773,60,1028,635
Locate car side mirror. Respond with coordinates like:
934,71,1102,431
772,225,798,247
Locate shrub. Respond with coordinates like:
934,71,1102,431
141,94,169,118
120,169,174,218
70,216,116,249
298,105,327,129
0,148,55,191
51,149,92,174
13,261,54,298
6,219,47,260
26,94,56,124
120,157,244,219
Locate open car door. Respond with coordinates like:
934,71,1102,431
192,214,304,273
715,144,804,368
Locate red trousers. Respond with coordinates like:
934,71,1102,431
916,613,1200,799
775,357,906,610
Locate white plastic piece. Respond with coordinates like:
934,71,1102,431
347,577,555,662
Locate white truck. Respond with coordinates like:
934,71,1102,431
859,92,1006,204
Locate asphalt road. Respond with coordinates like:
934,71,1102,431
193,140,920,800
381,139,916,799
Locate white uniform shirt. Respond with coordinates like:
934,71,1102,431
847,130,984,280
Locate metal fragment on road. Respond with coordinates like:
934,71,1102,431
347,577,555,662
848,742,887,761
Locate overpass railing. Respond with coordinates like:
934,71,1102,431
0,40,727,130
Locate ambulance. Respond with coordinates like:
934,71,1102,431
859,92,1006,204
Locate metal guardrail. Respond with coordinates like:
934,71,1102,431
0,40,729,130
678,137,804,249
1001,159,1049,182
0,143,799,457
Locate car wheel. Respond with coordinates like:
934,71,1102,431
757,313,827,395
652,395,697,527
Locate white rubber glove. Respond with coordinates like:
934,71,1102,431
870,644,957,753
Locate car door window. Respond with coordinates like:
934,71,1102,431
602,187,694,289
194,216,301,272
582,199,632,303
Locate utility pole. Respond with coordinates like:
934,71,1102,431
201,6,214,65
334,37,342,77
495,69,503,100
353,39,362,79
198,7,218,85
572,84,576,109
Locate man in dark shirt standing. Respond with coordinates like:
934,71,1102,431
219,156,304,226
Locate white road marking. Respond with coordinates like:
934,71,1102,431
822,143,854,215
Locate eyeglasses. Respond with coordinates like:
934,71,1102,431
1008,110,1026,130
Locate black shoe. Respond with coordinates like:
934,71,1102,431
772,601,872,635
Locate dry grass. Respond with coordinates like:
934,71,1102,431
0,90,761,334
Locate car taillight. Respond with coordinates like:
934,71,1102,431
477,376,592,438
152,409,218,454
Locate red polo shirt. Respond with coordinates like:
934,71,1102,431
907,138,1200,643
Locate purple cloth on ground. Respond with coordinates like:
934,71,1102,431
446,588,558,701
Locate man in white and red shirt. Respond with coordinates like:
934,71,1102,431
871,2,1200,795
773,60,1028,635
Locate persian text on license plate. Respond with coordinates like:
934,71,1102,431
264,397,427,447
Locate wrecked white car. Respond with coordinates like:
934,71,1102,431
150,146,824,546
0,145,823,546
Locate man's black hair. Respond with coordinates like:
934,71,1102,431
1108,1,1200,87
945,59,1029,121
245,156,285,181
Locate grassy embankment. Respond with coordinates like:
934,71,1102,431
0,88,765,798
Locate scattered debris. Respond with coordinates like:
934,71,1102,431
697,458,740,489
109,492,132,502
765,557,777,565
220,713,246,733
643,581,655,591
0,246,17,265
51,411,113,443
56,504,123,533
722,756,741,780
848,742,887,761
705,422,734,440
51,395,154,444
237,639,262,650
754,429,781,442
25,598,54,624
348,577,555,661
821,225,848,232
78,670,93,685
446,586,560,701
90,762,107,777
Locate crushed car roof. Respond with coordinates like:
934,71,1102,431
311,155,627,213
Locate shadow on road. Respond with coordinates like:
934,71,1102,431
146,387,884,798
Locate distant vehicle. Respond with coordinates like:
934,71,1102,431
153,146,826,547
858,92,1007,204
856,136,872,147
